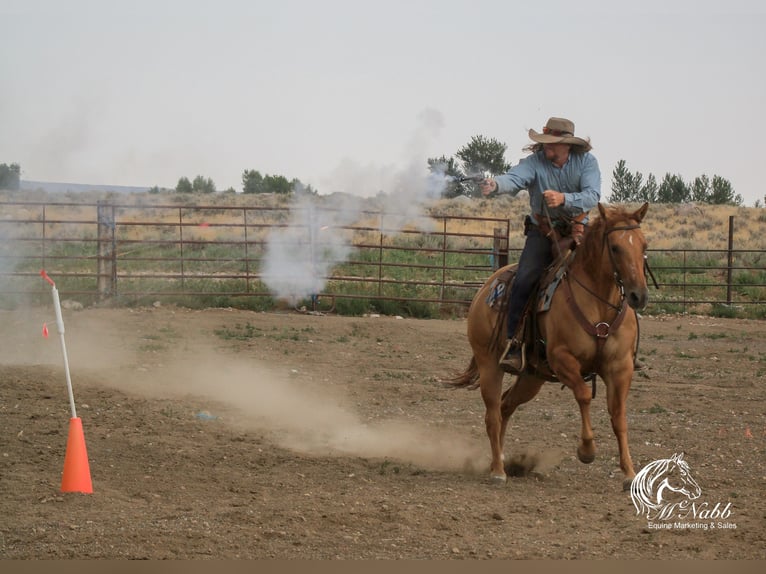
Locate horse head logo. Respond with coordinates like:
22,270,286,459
630,453,703,520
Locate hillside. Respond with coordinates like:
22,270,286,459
432,195,766,252
3,188,764,252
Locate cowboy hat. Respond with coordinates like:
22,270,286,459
528,117,591,151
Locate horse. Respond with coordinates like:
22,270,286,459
630,453,702,520
448,202,650,490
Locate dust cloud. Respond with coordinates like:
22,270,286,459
0,308,485,475
124,352,486,474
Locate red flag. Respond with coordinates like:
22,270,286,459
42,322,49,338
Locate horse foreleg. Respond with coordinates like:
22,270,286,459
550,350,596,464
572,380,596,464
478,364,506,483
605,372,636,491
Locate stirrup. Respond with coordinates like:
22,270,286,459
499,339,526,373
500,338,520,358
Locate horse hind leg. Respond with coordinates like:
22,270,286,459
500,374,545,474
500,373,545,425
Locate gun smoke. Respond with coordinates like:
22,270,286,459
261,109,455,305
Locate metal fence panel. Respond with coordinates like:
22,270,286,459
1,199,764,315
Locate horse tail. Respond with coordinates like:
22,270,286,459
443,356,480,390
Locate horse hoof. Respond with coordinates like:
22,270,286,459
490,474,507,485
577,449,595,464
622,477,634,492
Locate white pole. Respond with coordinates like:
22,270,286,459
41,271,77,419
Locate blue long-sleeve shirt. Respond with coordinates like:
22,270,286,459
494,149,601,224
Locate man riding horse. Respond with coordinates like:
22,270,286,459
479,117,601,374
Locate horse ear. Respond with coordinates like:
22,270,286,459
633,202,649,223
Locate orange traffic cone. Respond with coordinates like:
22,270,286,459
61,417,93,493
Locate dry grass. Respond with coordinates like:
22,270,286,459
4,189,765,251
429,195,766,252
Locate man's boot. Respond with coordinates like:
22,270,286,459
498,339,524,374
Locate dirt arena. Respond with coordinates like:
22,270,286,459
1,304,764,559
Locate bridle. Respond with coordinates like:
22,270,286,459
602,224,659,291
563,221,648,356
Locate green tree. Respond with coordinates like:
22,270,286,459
243,170,298,194
657,173,690,203
428,135,511,198
242,169,265,194
611,160,636,202
0,162,21,190
293,179,317,195
708,175,742,205
637,173,658,203
456,135,511,177
610,164,739,205
691,175,711,203
427,155,460,175
192,175,216,194
263,174,291,194
176,176,193,194
427,155,463,198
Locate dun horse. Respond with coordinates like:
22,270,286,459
449,203,650,490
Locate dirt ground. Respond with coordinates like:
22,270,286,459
0,303,764,559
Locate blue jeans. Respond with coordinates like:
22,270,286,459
507,225,553,339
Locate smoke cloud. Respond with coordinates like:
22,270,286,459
260,194,358,305
262,109,454,303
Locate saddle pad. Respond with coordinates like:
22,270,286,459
537,263,568,313
485,268,515,309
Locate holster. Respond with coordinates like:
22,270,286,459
532,212,587,254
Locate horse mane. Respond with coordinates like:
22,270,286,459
630,457,676,517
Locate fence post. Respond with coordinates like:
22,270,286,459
441,218,447,301
493,227,508,270
727,215,734,305
377,214,384,297
96,200,116,300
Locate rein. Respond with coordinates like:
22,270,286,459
563,223,640,358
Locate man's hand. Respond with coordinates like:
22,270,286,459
543,190,565,207
480,178,498,197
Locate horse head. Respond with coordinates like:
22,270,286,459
657,452,702,502
595,202,650,310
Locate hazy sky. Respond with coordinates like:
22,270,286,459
1,0,764,204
